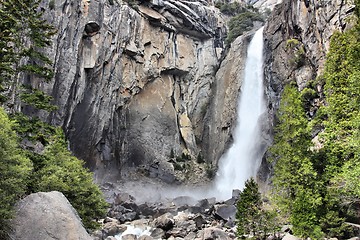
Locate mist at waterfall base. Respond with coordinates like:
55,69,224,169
113,27,267,204
213,27,266,200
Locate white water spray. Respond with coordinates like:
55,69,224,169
214,27,266,200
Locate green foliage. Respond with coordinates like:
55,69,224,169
169,148,175,159
196,152,205,164
31,131,108,229
319,23,360,232
124,0,138,10
176,152,191,162
270,7,360,238
49,0,55,10
236,178,279,239
11,112,56,144
0,0,108,233
270,84,325,238
215,1,247,16
0,0,55,106
0,108,33,239
236,178,261,238
20,87,58,111
226,11,264,45
205,163,215,179
285,38,306,68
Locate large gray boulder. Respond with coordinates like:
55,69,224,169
10,191,92,240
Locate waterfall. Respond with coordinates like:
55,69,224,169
214,27,266,200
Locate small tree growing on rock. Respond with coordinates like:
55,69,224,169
236,178,261,238
236,178,279,239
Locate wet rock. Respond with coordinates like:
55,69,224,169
172,196,197,206
168,227,187,238
193,214,207,229
122,234,137,240
105,237,117,240
139,203,158,217
188,205,203,214
122,212,138,222
184,232,197,240
232,189,241,198
213,204,236,221
153,213,175,231
201,227,232,240
114,192,136,205
138,236,154,240
150,228,166,239
104,217,120,224
103,221,124,237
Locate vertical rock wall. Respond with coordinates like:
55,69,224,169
260,0,355,184
263,0,355,115
36,0,238,183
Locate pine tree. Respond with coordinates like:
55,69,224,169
236,178,261,238
270,84,324,238
0,0,55,109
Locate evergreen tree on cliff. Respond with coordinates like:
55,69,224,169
0,0,108,234
269,0,360,238
236,178,262,238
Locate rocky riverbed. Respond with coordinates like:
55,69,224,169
92,190,241,240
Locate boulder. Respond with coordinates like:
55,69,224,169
114,192,136,205
201,227,231,240
193,214,207,229
153,213,175,231
10,191,92,240
282,233,300,240
150,228,166,239
122,234,138,240
103,221,126,238
138,236,154,240
213,204,236,221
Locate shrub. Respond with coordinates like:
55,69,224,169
0,108,32,239
32,131,108,229
49,0,55,10
226,11,264,45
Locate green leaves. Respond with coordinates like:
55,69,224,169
20,87,57,111
31,131,108,229
270,6,360,238
226,11,264,45
0,107,33,239
236,178,262,238
0,0,55,104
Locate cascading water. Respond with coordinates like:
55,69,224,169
214,27,266,200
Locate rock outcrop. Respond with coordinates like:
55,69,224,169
10,191,92,240
263,0,355,115
203,32,253,167
24,0,354,188
34,0,230,183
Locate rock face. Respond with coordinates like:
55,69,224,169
34,0,232,183
258,0,355,184
263,0,354,115
24,0,354,187
10,191,92,240
204,32,253,166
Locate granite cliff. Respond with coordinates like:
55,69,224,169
26,0,354,185
35,0,243,184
